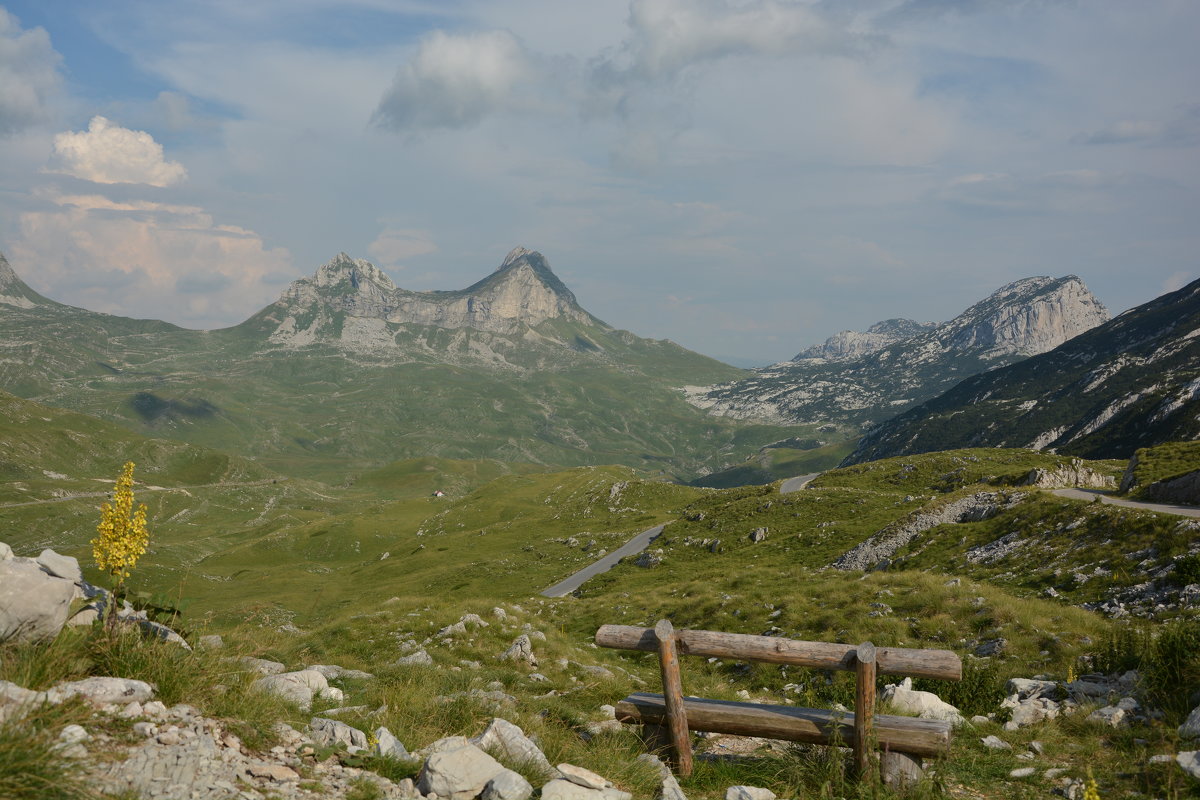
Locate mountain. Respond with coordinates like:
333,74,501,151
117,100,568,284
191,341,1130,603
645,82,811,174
845,277,1200,464
683,275,1109,428
0,248,801,481
793,318,936,361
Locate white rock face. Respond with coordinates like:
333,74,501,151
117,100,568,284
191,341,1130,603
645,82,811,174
794,318,935,361
263,248,598,350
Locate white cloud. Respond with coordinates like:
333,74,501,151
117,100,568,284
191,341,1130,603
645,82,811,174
367,228,438,265
1163,270,1192,293
10,191,292,327
373,30,532,130
0,8,61,135
1075,103,1200,148
48,116,188,187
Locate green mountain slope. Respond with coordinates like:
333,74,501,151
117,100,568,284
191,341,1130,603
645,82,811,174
846,278,1200,464
0,250,803,481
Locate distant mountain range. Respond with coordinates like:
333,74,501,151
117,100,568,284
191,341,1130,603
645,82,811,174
845,277,1200,464
0,248,796,481
683,275,1110,429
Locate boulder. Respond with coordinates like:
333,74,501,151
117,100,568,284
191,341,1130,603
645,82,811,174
541,778,631,800
1177,751,1200,780
882,678,965,727
0,558,75,642
240,657,286,675
252,669,329,711
559,763,610,790
373,725,410,760
417,737,507,800
500,635,538,668
0,542,12,560
1181,705,1200,739
396,649,434,666
308,717,369,751
46,677,154,706
483,769,533,800
36,549,82,583
471,718,553,776
198,635,224,650
725,787,776,800
307,664,375,681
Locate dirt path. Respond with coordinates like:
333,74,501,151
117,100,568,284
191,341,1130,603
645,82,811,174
0,478,285,510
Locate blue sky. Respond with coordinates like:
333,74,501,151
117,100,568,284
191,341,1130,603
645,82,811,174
0,0,1197,365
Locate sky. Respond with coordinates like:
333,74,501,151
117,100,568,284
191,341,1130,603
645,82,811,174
0,1,1197,366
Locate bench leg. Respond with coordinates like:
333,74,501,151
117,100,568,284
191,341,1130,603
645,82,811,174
880,751,923,788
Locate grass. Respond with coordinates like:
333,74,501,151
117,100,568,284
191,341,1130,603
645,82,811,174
1125,441,1200,496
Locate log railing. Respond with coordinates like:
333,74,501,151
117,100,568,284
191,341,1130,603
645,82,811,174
596,622,961,781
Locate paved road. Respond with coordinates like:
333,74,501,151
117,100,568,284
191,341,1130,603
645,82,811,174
780,473,821,494
1051,488,1200,519
540,524,666,597
540,471,824,598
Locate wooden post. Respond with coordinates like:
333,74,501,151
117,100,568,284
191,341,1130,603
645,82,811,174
854,641,877,779
655,619,693,777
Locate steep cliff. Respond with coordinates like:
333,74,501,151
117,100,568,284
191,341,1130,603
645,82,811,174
685,275,1109,427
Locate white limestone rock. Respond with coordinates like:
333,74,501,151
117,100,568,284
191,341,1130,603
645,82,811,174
252,669,328,710
46,677,154,706
1178,704,1200,739
725,786,777,800
483,769,534,800
471,717,553,777
500,635,538,668
309,717,369,751
36,549,81,583
0,558,75,642
882,677,965,727
417,736,507,800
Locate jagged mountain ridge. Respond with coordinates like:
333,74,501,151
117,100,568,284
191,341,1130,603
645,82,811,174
844,277,1200,464
684,275,1110,428
0,249,785,481
794,318,936,362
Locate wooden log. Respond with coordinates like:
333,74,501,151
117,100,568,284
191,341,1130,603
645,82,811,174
655,620,693,777
595,625,961,681
854,642,877,778
615,693,953,758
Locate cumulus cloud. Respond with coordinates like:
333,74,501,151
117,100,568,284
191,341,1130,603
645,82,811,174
373,30,532,131
367,228,438,265
48,116,188,186
0,8,62,135
11,191,292,327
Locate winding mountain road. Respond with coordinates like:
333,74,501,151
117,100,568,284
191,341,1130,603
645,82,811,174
540,471,823,598
1051,488,1200,519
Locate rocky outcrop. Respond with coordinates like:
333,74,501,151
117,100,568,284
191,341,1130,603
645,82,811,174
1140,470,1200,506
793,318,934,361
1020,458,1115,489
257,248,601,349
831,492,1025,571
687,275,1108,427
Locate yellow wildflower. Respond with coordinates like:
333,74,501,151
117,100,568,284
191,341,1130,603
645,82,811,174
1083,771,1101,800
92,461,150,581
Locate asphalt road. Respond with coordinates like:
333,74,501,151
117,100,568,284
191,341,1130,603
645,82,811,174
1051,488,1200,519
540,471,824,598
540,524,666,598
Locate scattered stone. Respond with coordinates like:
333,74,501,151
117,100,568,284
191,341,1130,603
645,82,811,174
484,769,534,800
1029,740,1045,755
1010,767,1036,778
0,557,75,642
252,669,329,711
1044,768,1068,779
1148,754,1174,764
307,664,376,681
500,635,538,668
882,677,965,726
974,638,1007,657
239,657,286,675
1177,751,1200,779
0,542,11,560
1087,705,1127,728
246,762,300,782
725,786,776,800
47,677,154,707
471,718,553,777
1179,704,1200,739
374,725,410,760
36,549,82,583
558,763,610,790
542,778,631,800
748,527,768,543
579,665,615,680
981,735,1012,750
197,634,224,650
418,736,507,800
132,721,157,737
493,607,508,620
309,717,369,751
395,649,434,666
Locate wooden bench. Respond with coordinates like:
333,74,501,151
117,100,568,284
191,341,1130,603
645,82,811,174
595,621,961,782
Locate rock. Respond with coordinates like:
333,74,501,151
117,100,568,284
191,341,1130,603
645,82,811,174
471,718,553,776
1176,751,1200,779
749,527,768,543
66,606,100,628
1009,767,1036,778
542,778,631,800
493,607,508,620
1045,768,1067,779
309,717,369,751
1006,678,1060,700
660,773,688,800
130,617,191,650
559,763,611,790
252,669,329,711
1148,754,1174,764
132,721,158,737
36,549,81,583
417,736,507,800
196,635,223,650
725,786,776,800
239,657,286,675
396,649,434,666
1087,705,1127,727
1066,679,1111,699
0,542,11,560
58,724,89,746
307,664,375,681
974,638,1007,657
882,677,965,726
635,551,663,568
374,725,410,760
580,665,615,680
1180,704,1200,739
46,677,154,706
0,558,75,642
501,635,538,668
880,751,923,788
483,769,534,800
981,735,1012,750
246,762,300,782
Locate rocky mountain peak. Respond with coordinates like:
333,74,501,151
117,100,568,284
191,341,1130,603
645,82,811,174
794,317,936,362
940,274,1109,358
0,252,48,309
313,252,398,292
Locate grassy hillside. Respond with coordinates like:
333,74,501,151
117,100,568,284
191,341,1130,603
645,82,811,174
1124,441,1200,497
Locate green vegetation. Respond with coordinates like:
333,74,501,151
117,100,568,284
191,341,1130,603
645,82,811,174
691,438,858,489
1125,441,1200,497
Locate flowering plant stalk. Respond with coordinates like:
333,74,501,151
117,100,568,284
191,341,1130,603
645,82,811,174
92,461,149,631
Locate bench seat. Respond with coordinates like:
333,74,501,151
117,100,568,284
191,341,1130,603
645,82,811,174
615,692,952,758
